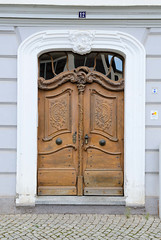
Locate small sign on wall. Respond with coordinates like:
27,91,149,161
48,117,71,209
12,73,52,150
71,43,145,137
151,110,158,120
152,88,158,94
79,11,86,18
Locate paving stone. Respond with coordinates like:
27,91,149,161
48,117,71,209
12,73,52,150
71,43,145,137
0,214,161,239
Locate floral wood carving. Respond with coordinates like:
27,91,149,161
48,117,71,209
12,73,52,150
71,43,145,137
49,99,67,131
38,67,124,92
90,90,117,139
95,98,113,133
69,31,95,55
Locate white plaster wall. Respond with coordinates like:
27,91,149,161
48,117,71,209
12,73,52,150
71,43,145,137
0,174,16,196
0,81,17,103
146,151,159,173
17,27,146,43
0,0,161,6
0,105,17,125
146,58,161,79
144,28,161,198
0,27,18,195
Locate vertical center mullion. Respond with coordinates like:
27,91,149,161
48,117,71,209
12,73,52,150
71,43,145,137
77,89,84,195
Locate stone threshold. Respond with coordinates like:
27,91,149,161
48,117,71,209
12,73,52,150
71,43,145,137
35,196,126,206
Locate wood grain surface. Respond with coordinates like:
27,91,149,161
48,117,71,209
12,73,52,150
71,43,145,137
38,66,124,196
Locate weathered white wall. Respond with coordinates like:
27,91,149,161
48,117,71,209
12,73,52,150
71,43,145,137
0,23,160,201
0,27,17,195
144,28,161,198
0,0,161,6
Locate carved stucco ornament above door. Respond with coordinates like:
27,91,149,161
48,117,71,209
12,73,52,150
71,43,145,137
16,29,145,207
69,31,95,55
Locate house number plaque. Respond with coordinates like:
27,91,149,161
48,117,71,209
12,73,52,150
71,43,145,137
79,11,86,18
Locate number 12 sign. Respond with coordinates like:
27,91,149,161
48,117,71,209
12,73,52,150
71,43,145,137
79,11,86,18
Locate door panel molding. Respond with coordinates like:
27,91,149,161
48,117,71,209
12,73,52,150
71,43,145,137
38,82,78,196
38,145,77,155
84,145,121,155
44,89,72,139
83,82,124,196
90,89,118,140
16,30,145,207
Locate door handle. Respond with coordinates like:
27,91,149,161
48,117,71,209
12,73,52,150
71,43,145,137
99,139,106,146
56,138,62,145
84,134,89,144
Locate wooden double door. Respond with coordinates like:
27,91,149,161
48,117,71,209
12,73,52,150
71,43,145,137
38,67,124,196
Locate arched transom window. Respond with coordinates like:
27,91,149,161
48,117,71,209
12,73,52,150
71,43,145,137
39,52,124,81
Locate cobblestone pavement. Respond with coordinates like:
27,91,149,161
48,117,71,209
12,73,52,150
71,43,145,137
0,214,161,240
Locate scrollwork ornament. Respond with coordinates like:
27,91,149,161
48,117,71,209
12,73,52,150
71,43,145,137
77,84,86,93
38,66,124,91
69,31,95,55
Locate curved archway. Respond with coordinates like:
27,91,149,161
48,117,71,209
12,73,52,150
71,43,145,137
16,30,145,206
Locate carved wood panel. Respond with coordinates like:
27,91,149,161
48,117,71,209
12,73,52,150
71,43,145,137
83,82,124,196
45,89,71,139
91,90,117,140
38,66,124,196
38,82,78,196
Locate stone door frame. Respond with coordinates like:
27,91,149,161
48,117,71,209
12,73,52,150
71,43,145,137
16,30,145,206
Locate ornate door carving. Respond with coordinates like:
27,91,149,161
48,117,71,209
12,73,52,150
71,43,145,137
38,62,124,196
38,82,79,195
83,83,124,195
